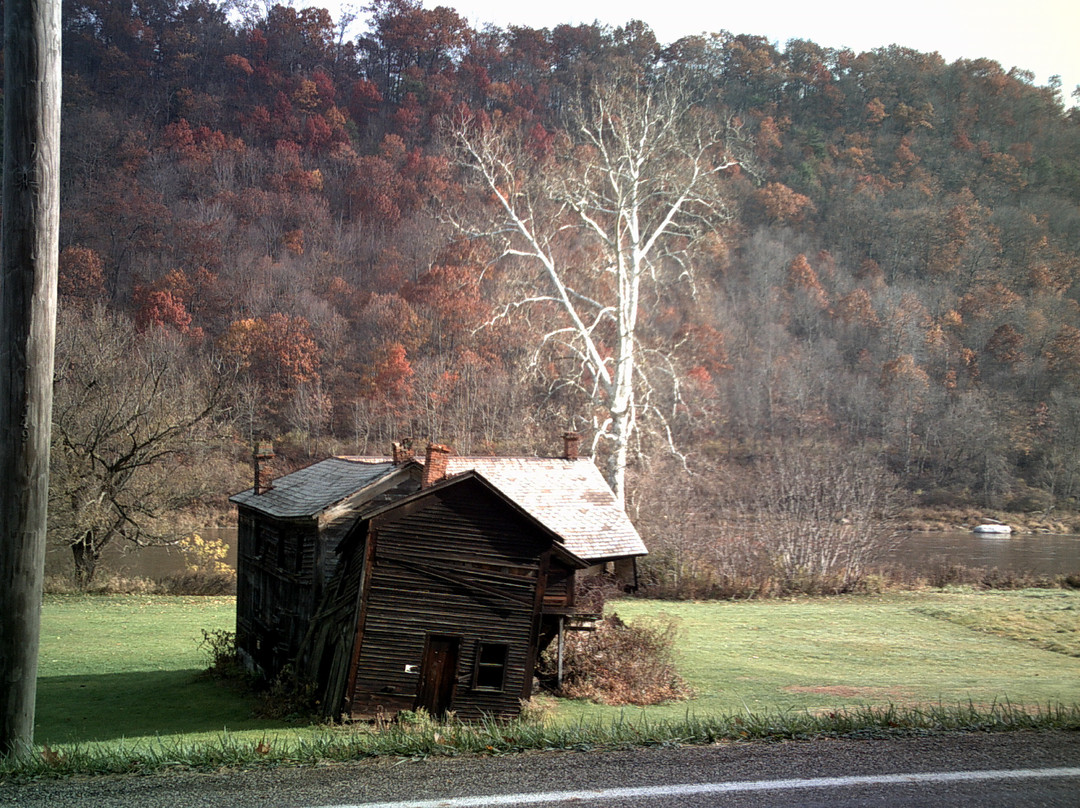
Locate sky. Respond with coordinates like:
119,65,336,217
331,0,1080,105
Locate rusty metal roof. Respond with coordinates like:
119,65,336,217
229,457,399,518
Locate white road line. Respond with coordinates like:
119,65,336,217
310,767,1080,808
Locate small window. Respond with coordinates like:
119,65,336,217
473,642,509,691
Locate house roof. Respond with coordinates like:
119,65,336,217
229,457,400,519
440,457,646,562
357,470,592,568
231,452,648,561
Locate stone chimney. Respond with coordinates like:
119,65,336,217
253,443,275,495
422,442,452,488
562,431,582,461
392,440,414,465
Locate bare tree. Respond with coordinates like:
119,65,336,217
49,307,232,585
0,0,61,758
447,72,748,503
741,447,900,593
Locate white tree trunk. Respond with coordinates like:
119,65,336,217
450,74,742,503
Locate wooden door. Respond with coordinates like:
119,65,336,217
415,635,459,717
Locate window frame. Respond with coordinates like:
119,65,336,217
471,641,509,692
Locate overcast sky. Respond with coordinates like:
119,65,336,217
330,0,1079,105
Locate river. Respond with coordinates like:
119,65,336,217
890,531,1080,576
47,528,1080,580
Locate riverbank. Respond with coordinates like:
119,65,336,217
897,506,1080,535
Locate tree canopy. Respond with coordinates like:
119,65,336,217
15,0,1080,559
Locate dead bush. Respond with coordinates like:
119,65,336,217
252,666,321,721
541,613,692,706
159,569,237,595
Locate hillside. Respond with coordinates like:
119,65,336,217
12,1,1080,578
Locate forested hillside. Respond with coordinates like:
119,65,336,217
8,1,1080,577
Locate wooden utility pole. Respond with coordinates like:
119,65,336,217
0,0,62,758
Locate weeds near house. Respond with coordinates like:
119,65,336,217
199,629,243,678
251,668,321,722
541,613,692,706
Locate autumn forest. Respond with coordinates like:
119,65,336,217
13,0,1080,587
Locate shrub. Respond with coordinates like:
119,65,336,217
252,668,321,722
540,612,692,706
179,533,232,575
199,628,244,679
159,569,237,595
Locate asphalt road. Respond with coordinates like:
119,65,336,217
2,731,1079,808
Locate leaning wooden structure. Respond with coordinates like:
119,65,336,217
229,436,647,720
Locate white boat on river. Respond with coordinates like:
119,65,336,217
973,523,1013,535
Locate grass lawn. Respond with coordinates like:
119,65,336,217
35,595,283,746
34,590,1080,748
556,589,1080,724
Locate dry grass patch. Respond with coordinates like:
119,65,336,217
913,590,1080,657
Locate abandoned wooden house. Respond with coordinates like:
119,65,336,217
229,435,647,720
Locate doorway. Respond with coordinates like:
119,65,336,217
415,635,460,717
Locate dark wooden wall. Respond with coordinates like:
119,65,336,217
235,509,321,678
349,480,554,720
235,474,423,682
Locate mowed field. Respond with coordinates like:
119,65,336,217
35,590,1080,747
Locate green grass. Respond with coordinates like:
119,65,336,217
7,702,1080,782
35,595,287,745
909,588,1080,657
554,589,1080,723
16,589,1080,778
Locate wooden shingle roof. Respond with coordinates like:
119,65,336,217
440,457,647,562
231,453,647,562
229,457,400,518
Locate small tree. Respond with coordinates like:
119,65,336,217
49,306,231,585
741,447,899,593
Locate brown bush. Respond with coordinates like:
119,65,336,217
158,569,237,595
926,563,1065,590
42,569,236,596
541,613,692,706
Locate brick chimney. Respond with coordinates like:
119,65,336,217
422,442,452,488
392,440,414,465
253,443,275,495
562,431,582,461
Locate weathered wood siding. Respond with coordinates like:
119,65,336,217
235,508,320,678
541,562,576,612
296,533,369,718
316,476,421,584
236,474,423,685
349,479,550,720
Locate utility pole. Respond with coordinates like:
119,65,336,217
0,0,62,758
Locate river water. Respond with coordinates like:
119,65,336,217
50,528,1080,579
889,531,1080,576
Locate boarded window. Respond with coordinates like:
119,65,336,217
473,642,508,691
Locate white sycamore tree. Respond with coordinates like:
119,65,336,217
448,72,750,503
